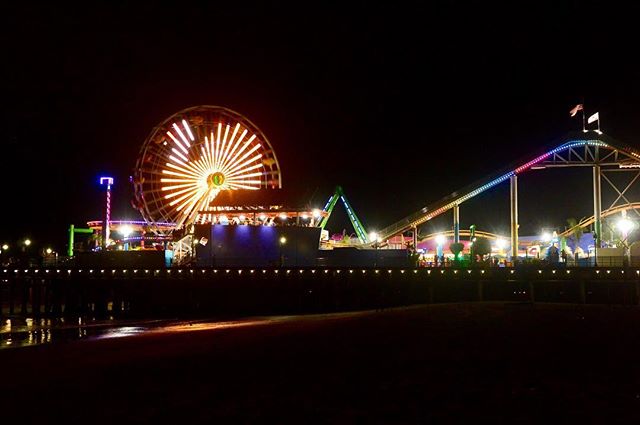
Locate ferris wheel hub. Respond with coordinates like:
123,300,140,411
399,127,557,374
207,172,225,188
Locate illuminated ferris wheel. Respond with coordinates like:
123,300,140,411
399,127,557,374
132,106,282,230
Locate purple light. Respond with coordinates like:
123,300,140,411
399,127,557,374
100,177,114,186
87,220,177,227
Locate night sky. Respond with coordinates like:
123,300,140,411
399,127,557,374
2,2,639,250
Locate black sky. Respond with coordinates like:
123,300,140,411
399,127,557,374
2,1,640,249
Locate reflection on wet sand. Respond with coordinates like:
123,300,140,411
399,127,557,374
0,315,279,348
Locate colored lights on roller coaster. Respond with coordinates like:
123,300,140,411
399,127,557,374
313,209,322,218
238,214,246,221
369,232,381,243
279,213,288,220
259,214,267,220
403,141,613,233
301,213,309,219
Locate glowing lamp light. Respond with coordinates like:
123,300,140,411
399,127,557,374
279,236,287,244
435,234,446,245
541,232,552,243
495,239,507,250
238,214,246,221
2,244,8,250
259,214,267,221
279,213,288,220
46,248,52,255
617,218,635,235
301,213,309,220
99,176,114,186
313,209,321,218
119,225,134,238
24,239,31,247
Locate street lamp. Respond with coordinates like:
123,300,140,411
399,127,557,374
46,248,52,255
279,236,287,267
492,238,507,265
120,225,133,238
369,231,381,245
616,217,634,237
617,217,635,265
120,225,133,251
435,234,446,265
24,239,31,247
2,244,8,251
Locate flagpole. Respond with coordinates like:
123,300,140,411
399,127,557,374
581,97,586,132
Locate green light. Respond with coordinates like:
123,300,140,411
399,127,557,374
208,172,226,188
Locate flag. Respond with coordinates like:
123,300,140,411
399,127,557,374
569,104,583,117
588,112,599,124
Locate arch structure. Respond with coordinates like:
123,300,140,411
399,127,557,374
420,229,506,242
558,202,640,238
377,132,640,243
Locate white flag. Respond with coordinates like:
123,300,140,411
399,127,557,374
588,112,599,124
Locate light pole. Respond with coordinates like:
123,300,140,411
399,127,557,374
120,225,133,251
617,216,635,266
369,232,381,266
494,238,507,265
435,234,446,266
279,236,287,266
100,176,114,249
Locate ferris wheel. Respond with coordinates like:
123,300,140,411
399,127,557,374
132,105,282,231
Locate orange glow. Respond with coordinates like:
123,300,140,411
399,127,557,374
156,119,268,226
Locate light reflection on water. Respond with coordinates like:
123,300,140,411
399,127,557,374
0,316,276,348
0,316,165,348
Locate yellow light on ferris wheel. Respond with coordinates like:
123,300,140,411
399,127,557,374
133,106,283,230
159,119,264,220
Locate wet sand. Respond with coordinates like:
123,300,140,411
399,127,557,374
2,302,640,423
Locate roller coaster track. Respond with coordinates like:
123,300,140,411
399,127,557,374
377,132,640,242
419,230,505,242
418,203,640,242
558,202,640,238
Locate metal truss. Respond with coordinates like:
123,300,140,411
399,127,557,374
536,143,640,169
377,134,640,243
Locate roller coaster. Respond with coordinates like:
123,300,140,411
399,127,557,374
374,131,640,256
